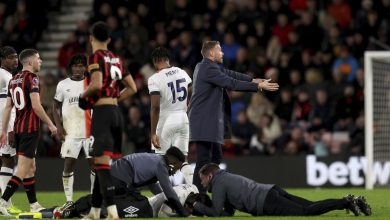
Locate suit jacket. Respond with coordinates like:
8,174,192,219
188,58,259,144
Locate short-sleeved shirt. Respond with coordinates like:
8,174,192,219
147,66,192,119
86,50,129,107
7,70,40,133
0,68,15,132
54,78,91,138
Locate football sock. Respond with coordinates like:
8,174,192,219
62,172,74,202
23,177,37,204
91,174,102,208
90,171,95,194
107,204,119,218
181,162,193,184
0,167,13,195
95,164,115,206
2,176,21,202
89,207,101,219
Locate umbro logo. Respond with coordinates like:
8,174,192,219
123,206,139,217
123,206,139,214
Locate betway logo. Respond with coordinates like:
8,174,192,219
306,155,390,186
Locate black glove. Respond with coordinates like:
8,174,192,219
78,95,89,110
184,192,198,208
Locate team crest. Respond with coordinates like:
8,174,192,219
32,77,39,88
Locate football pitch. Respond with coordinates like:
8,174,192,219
3,188,389,219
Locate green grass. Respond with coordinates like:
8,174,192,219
3,188,389,219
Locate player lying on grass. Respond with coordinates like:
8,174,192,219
52,146,190,218
52,183,199,218
109,146,190,217
185,163,372,217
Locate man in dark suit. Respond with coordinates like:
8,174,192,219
188,41,279,192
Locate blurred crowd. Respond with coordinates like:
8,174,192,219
3,0,390,158
0,0,58,52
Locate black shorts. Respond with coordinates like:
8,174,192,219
15,132,39,159
90,105,123,158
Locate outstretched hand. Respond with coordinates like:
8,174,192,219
258,79,279,91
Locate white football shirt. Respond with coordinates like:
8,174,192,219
54,78,91,138
148,183,199,217
0,68,15,132
147,66,192,120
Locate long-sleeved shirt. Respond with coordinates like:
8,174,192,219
110,153,189,216
194,169,274,216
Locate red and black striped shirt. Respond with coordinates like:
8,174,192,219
86,50,129,106
7,70,41,133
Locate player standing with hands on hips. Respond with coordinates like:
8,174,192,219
78,21,137,220
0,49,57,215
148,47,193,184
188,41,279,192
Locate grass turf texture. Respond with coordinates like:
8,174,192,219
2,188,389,219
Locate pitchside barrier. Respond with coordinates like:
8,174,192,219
33,155,390,191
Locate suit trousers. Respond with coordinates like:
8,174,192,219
263,186,347,216
192,141,222,192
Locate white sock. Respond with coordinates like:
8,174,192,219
0,167,13,195
106,205,119,218
148,193,166,217
0,167,14,206
89,207,101,219
90,171,95,194
62,172,74,202
181,163,193,184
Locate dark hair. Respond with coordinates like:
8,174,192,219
19,49,38,63
91,21,110,42
191,193,213,216
166,146,185,163
68,54,87,69
199,163,220,176
151,47,170,64
0,46,17,59
201,41,219,57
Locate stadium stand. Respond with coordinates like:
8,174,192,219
3,0,388,159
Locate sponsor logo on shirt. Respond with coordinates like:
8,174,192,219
68,96,79,104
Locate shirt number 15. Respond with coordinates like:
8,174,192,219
167,78,187,104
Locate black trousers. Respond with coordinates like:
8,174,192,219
263,186,347,216
192,141,222,192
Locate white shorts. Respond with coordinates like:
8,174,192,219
0,117,15,157
153,119,189,155
60,137,91,159
0,145,16,157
